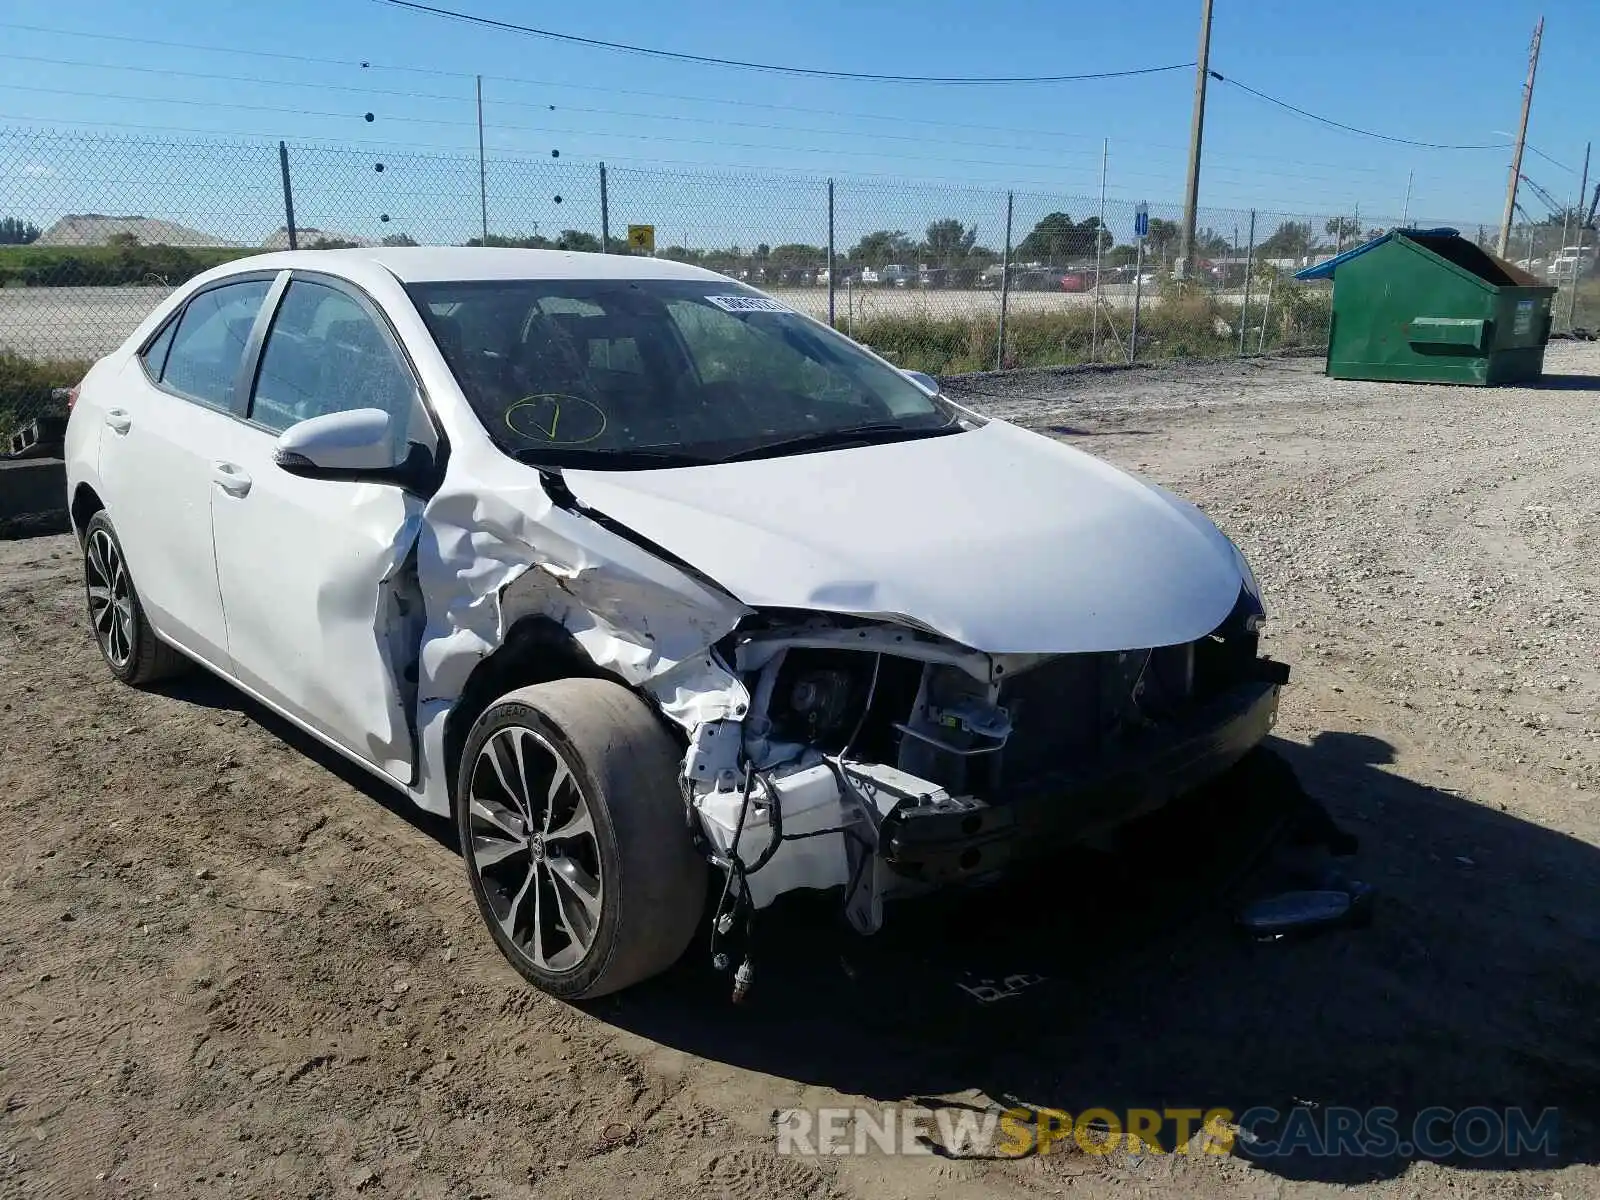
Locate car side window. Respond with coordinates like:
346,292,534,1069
139,316,178,380
159,280,271,410
250,281,426,459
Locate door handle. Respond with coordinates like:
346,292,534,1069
104,409,132,434
211,461,253,497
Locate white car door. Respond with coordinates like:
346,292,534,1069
97,276,276,667
208,274,440,784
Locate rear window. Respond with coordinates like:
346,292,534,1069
159,280,271,410
139,317,178,379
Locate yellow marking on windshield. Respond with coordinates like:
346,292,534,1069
505,394,608,445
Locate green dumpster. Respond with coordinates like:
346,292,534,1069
1294,227,1556,385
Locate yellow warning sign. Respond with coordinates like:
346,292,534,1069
626,224,655,253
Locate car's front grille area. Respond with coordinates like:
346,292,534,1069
991,642,1197,795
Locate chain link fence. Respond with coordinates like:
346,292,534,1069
7,124,1588,435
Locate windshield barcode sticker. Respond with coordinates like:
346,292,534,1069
705,295,790,313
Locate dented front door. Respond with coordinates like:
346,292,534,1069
209,276,430,784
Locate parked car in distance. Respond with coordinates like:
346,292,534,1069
1547,245,1594,280
880,264,917,287
1013,269,1059,291
65,247,1290,1001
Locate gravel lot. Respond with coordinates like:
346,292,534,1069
3,345,1598,1199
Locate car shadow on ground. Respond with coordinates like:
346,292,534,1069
151,670,460,855
599,730,1600,1185
158,664,1599,1183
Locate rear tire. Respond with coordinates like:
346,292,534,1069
82,511,189,686
455,677,706,1000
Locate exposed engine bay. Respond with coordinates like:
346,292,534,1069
683,591,1290,967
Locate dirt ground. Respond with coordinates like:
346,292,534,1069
3,345,1599,1199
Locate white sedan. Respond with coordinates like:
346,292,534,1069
65,248,1287,999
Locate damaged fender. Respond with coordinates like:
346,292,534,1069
408,449,753,814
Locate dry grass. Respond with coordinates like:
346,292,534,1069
852,285,1332,374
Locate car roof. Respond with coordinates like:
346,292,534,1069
208,246,732,285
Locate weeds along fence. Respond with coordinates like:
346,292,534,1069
3,123,1566,432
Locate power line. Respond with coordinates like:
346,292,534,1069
0,54,1396,185
0,87,1128,174
370,0,1195,85
1211,71,1506,151
0,33,1394,176
0,112,1138,193
0,82,446,126
1522,142,1574,175
0,51,470,102
2,114,1487,216
0,112,478,153
0,21,461,76
0,80,1374,187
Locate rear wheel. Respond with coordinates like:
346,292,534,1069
455,678,706,999
82,511,188,686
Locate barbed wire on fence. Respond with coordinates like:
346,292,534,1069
3,123,1594,432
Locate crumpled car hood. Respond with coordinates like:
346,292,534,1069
563,419,1246,655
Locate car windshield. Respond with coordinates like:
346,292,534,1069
407,278,966,467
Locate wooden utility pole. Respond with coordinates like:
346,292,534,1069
1497,16,1544,258
1178,0,1215,278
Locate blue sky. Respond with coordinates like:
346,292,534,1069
2,0,1596,249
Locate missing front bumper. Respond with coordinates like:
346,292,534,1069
880,681,1283,884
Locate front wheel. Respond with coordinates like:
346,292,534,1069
455,678,707,1000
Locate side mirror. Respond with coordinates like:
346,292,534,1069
274,408,396,477
902,369,940,395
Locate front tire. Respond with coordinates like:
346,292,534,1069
82,511,188,686
455,678,706,1000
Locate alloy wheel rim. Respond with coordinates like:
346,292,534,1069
86,529,134,669
467,725,604,974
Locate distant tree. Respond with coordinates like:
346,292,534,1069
1324,215,1361,246
381,233,418,247
1257,220,1315,259
106,231,141,249
1144,217,1180,262
1017,213,1109,264
699,246,746,273
466,233,551,248
310,237,361,249
0,217,41,245
659,245,703,264
919,219,978,265
766,242,826,267
847,230,916,267
1194,227,1231,257
555,230,601,252
1105,244,1140,267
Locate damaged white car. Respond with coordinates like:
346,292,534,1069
64,248,1291,1000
